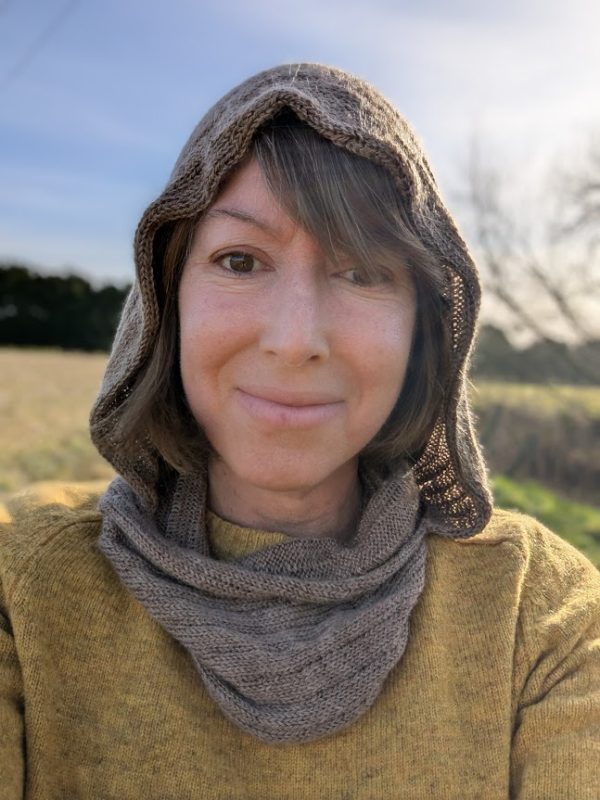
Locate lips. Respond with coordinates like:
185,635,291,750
239,385,343,406
236,387,344,428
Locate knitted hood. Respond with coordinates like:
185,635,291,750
90,62,492,536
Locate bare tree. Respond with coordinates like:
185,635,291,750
557,135,600,237
551,134,600,301
457,132,600,382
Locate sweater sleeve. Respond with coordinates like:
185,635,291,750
0,581,25,800
510,522,600,800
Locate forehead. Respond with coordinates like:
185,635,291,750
209,158,280,219
196,156,304,243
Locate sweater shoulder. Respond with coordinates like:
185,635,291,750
0,481,107,585
456,506,597,564
444,506,599,598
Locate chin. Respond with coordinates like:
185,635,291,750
229,450,354,495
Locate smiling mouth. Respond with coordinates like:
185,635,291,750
236,388,344,428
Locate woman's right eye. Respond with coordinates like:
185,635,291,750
217,252,258,274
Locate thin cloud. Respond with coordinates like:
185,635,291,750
1,0,598,283
0,225,134,286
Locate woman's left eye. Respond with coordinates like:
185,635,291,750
217,252,260,274
339,267,390,287
339,266,395,289
341,268,371,286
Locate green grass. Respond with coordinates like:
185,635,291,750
471,380,600,508
492,474,600,568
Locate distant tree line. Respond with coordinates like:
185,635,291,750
0,263,130,352
471,325,600,385
1,262,599,384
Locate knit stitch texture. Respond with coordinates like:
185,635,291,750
90,62,494,742
1,484,599,798
90,62,492,530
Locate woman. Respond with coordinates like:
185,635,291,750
1,63,598,799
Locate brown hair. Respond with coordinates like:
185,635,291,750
115,110,451,474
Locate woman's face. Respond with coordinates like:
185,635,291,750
178,156,416,495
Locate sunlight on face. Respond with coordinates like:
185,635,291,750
178,157,416,498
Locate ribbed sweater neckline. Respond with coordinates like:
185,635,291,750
206,510,288,561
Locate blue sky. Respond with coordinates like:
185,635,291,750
1,0,599,287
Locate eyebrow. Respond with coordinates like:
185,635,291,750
204,207,278,236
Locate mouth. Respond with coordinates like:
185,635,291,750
236,388,344,428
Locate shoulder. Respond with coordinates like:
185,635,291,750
0,479,107,540
439,505,599,589
452,506,599,582
429,507,599,635
0,481,108,600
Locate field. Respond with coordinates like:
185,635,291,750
471,381,600,506
0,348,114,495
1,347,599,567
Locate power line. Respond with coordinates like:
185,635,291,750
0,0,80,91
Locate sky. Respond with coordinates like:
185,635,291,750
1,0,599,291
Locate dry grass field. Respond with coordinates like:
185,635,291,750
1,347,599,566
471,381,600,506
0,347,114,497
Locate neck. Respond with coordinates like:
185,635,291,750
207,458,361,543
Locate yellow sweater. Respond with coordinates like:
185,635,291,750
0,482,598,799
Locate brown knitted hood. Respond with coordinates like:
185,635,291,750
90,62,492,536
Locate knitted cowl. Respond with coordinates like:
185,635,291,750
90,62,493,744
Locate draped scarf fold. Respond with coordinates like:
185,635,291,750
97,464,431,744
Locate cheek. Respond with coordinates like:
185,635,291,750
177,279,259,413
178,287,223,398
179,270,263,338
348,304,415,403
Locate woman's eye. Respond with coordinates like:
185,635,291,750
343,268,370,286
340,267,382,287
340,266,394,288
218,252,258,274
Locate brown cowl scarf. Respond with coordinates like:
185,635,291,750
90,63,492,744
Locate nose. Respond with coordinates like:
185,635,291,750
259,272,330,367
